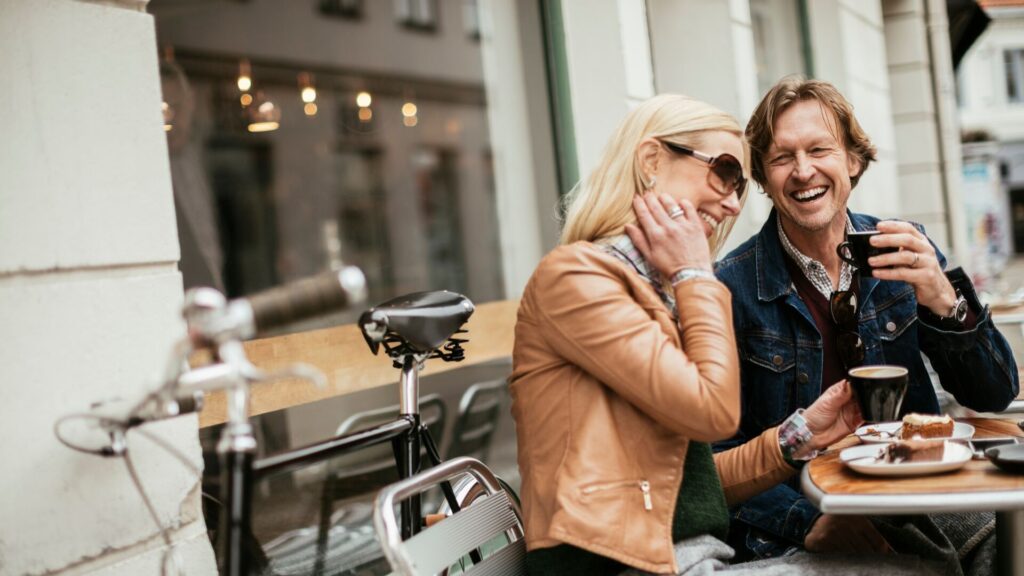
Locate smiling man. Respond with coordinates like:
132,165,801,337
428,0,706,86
714,77,1019,564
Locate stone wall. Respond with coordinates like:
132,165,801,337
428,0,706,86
0,0,215,573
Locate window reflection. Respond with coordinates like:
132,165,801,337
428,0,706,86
151,0,504,326
750,0,808,94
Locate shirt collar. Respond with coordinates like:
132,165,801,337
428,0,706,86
598,234,677,318
775,215,856,299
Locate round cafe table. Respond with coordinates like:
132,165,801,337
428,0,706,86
801,418,1024,576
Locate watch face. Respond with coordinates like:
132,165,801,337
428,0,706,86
954,297,968,323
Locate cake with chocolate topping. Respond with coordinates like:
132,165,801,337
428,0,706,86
900,413,954,440
883,439,946,463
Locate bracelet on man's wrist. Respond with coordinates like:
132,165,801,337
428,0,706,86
669,267,717,287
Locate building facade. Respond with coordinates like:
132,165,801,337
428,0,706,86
958,0,1024,285
1,0,971,573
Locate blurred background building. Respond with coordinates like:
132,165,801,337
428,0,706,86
2,0,1017,574
958,0,1024,290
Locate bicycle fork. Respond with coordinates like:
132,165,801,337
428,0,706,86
216,344,259,576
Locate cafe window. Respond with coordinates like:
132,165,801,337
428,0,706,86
319,0,363,20
750,0,809,95
463,0,481,40
395,0,438,31
151,0,504,325
1005,48,1024,104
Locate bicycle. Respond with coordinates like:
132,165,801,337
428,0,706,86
55,267,367,575
56,269,491,575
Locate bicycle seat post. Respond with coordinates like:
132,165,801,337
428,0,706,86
398,353,425,539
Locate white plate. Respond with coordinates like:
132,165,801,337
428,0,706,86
840,442,972,476
855,421,975,444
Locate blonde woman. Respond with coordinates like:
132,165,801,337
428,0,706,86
509,95,940,575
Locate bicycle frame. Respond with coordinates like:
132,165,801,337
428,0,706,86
215,352,459,576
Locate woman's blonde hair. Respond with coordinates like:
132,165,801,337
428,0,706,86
560,94,750,256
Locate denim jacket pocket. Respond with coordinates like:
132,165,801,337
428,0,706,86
739,333,795,429
741,332,796,372
874,292,917,343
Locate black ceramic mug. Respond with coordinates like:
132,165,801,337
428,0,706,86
848,365,909,422
836,231,898,276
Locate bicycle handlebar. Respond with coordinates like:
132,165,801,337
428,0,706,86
186,267,367,347
248,267,366,334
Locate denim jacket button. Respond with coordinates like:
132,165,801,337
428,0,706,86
798,372,809,384
772,354,784,366
886,321,897,333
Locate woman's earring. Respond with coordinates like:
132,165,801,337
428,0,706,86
647,175,657,192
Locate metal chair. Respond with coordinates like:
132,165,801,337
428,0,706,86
992,313,1024,414
310,394,448,574
446,379,507,461
374,457,526,576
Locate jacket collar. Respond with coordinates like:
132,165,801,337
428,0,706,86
755,209,881,303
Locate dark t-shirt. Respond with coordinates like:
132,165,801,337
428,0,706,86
782,253,860,392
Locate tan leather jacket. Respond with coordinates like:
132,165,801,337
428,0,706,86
510,242,795,574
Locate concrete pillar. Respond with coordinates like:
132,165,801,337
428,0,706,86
478,0,560,296
560,0,655,174
646,0,767,253
0,0,215,573
809,0,902,223
883,0,964,260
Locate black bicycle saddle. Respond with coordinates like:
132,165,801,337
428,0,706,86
359,290,474,358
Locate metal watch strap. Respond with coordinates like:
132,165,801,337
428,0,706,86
937,291,968,328
669,267,717,287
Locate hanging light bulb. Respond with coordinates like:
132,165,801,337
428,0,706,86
298,72,317,116
237,59,252,92
162,101,174,131
299,73,317,103
358,107,373,122
159,46,188,135
356,91,372,108
402,99,418,127
240,93,253,107
246,91,280,132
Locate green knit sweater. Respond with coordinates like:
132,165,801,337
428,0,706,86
524,441,729,576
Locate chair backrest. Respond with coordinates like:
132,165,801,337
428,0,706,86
447,379,507,461
332,393,447,473
993,313,1024,368
322,393,447,523
374,457,526,576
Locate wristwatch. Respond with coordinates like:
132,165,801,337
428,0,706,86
936,291,968,329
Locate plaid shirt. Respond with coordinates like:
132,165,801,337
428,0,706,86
598,234,679,320
777,217,856,299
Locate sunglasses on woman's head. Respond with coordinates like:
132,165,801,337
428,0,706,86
661,141,748,200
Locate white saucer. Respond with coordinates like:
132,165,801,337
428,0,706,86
855,421,975,444
840,442,972,477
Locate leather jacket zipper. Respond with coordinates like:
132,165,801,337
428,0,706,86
581,479,653,511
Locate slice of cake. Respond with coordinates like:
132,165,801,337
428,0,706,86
883,439,947,463
900,413,954,440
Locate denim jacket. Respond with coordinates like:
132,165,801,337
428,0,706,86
713,210,1019,559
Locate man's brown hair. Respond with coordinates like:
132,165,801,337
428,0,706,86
746,76,877,189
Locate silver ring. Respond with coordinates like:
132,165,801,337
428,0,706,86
910,252,919,268
667,206,685,220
